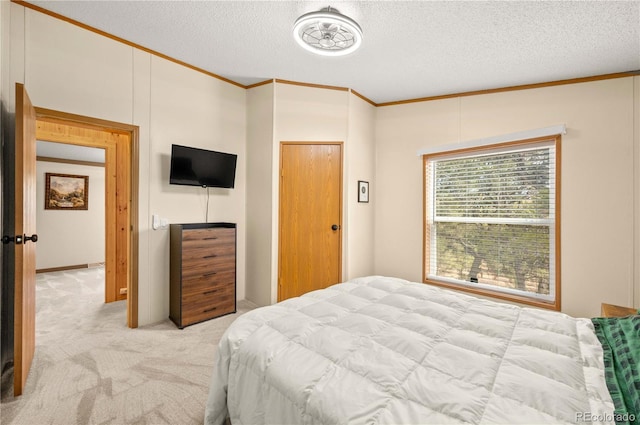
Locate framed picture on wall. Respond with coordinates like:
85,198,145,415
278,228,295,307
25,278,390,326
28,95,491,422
45,173,89,210
358,180,369,203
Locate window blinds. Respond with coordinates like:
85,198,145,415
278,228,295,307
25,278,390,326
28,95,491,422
425,140,557,301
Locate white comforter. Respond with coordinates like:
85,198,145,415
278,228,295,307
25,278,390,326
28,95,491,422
205,276,615,424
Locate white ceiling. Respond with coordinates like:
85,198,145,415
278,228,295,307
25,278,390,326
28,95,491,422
37,141,105,163
28,0,640,105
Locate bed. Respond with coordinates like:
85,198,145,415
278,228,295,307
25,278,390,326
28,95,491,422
204,276,638,425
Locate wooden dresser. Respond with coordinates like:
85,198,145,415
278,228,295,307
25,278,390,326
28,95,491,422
169,222,236,328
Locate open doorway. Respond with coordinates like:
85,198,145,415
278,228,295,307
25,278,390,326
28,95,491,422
1,87,139,399
35,142,106,275
34,108,139,327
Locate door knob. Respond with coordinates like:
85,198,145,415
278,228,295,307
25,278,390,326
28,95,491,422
24,234,38,243
331,224,341,231
2,235,23,244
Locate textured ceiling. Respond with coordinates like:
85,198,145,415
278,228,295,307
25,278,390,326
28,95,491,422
27,0,640,104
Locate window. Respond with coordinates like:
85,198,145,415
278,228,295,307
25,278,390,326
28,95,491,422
423,136,561,310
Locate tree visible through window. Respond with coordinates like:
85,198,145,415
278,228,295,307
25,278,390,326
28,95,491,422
423,136,561,309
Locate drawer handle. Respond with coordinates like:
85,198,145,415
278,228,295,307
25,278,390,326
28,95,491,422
203,307,218,313
203,289,219,295
204,237,218,240
203,254,217,259
203,271,218,277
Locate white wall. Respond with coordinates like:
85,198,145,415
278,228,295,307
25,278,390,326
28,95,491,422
266,83,377,304
270,83,350,303
35,161,105,270
242,83,377,306
246,83,275,307
375,77,639,317
12,6,247,325
146,56,247,320
375,97,460,282
25,7,133,124
346,94,376,279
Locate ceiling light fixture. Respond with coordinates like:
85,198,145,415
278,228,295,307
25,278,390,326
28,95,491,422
293,6,363,56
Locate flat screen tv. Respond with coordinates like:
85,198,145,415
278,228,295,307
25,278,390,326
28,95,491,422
170,144,237,188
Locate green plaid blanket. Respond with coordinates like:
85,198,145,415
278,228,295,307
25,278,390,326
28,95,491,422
591,315,640,425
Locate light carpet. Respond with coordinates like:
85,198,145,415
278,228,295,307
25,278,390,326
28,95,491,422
1,266,255,425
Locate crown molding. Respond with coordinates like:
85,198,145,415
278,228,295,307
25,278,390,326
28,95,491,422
13,1,640,108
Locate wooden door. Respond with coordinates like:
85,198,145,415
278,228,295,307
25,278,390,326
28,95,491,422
278,143,342,301
14,83,37,396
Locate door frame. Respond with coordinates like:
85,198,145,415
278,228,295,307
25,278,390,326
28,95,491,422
277,141,344,301
34,107,139,328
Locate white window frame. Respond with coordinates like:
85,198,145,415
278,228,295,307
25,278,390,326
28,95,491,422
423,135,561,310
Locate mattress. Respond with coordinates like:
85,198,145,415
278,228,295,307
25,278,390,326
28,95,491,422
205,276,616,424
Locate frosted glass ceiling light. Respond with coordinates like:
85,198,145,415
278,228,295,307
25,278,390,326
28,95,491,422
293,7,363,56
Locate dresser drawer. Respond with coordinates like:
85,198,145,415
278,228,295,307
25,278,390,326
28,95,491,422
181,254,235,279
181,285,235,326
182,282,235,306
182,228,235,248
182,243,235,260
182,270,235,295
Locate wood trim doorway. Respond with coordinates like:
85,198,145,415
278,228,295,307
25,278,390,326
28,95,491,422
34,107,139,328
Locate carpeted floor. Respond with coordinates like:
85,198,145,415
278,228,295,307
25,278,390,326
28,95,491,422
1,266,255,425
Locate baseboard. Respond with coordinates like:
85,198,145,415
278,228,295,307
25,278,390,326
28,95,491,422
36,264,89,274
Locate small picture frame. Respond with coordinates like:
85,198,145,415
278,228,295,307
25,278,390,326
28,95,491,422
45,173,89,210
358,180,369,203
